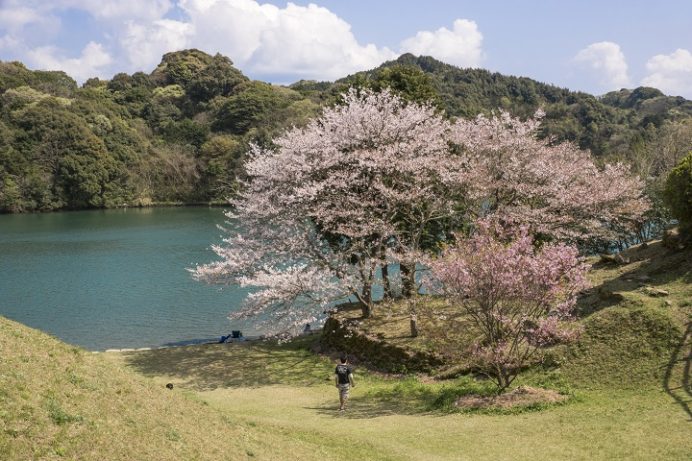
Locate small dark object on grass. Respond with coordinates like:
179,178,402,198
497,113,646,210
166,383,174,390
599,253,630,265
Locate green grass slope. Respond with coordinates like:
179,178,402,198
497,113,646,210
0,317,290,460
562,241,691,390
562,305,683,388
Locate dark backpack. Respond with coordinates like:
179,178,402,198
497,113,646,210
336,364,350,384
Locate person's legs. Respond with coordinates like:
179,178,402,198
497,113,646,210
338,384,349,410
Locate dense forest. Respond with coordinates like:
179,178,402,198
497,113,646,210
0,50,690,214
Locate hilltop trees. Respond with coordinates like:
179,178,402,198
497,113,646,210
0,50,324,212
334,54,692,160
0,95,133,211
0,51,688,214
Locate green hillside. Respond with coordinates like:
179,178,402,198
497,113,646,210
0,51,320,212
0,316,334,461
1,51,690,213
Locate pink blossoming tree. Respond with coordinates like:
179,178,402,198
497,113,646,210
429,220,591,392
192,89,469,333
193,89,647,339
451,111,650,245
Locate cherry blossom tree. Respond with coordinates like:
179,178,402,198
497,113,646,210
429,220,590,393
193,90,647,338
192,89,469,333
451,111,650,245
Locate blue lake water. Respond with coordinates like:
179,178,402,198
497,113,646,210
0,207,255,350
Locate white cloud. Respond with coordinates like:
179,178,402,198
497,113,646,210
641,49,692,98
1,1,178,80
181,0,279,64
400,19,483,68
82,0,172,20
155,1,481,80
245,3,397,78
0,2,61,51
121,19,193,70
0,5,44,30
178,0,396,80
0,35,20,50
2,0,487,83
574,41,631,91
27,41,113,82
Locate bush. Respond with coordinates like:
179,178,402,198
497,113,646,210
664,152,692,235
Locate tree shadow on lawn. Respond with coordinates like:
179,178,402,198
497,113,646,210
120,337,334,391
306,396,437,419
307,387,566,419
662,320,692,421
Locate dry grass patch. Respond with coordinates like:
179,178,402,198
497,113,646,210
454,385,567,410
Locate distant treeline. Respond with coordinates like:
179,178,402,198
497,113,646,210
1,50,690,213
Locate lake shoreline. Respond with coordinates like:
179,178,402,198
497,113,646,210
0,201,231,216
96,330,322,354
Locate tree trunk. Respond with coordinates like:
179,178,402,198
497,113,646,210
360,281,373,318
361,301,373,318
410,313,419,338
381,264,392,300
400,262,416,298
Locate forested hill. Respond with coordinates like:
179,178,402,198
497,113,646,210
0,50,322,213
293,53,692,157
1,50,690,213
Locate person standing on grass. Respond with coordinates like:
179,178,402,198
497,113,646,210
335,354,355,411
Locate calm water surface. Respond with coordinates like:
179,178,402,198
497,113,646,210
0,207,253,350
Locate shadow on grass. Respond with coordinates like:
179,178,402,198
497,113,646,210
663,320,692,421
306,384,569,420
577,242,691,317
305,397,435,419
120,336,334,391
306,376,502,419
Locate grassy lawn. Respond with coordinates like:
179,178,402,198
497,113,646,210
108,332,691,461
202,386,690,461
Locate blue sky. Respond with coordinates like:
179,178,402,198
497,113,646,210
0,0,690,97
